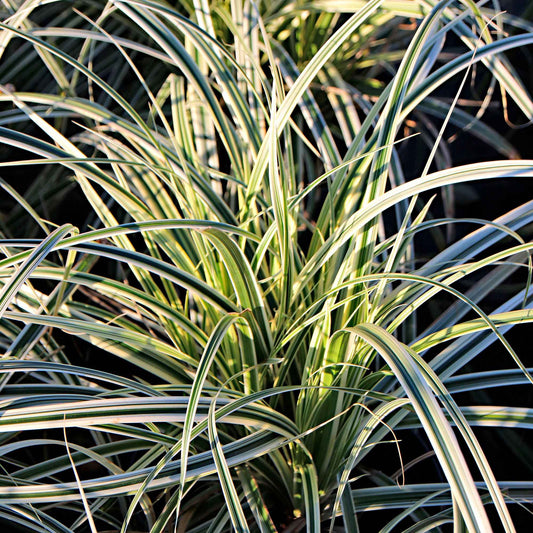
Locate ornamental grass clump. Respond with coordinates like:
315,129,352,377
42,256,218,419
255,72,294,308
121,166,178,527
0,0,532,531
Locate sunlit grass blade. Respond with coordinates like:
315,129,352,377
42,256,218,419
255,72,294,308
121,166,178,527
0,224,74,317
348,324,491,532
0,0,532,529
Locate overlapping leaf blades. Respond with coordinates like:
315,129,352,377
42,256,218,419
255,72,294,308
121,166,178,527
0,0,531,531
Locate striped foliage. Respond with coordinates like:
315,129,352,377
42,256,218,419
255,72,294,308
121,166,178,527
0,0,532,531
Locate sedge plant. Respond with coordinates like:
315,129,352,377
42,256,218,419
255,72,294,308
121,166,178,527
0,0,532,531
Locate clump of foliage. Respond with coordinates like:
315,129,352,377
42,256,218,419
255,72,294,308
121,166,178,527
0,0,532,531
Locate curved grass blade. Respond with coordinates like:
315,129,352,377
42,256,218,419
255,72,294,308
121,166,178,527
0,224,74,317
347,324,491,532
